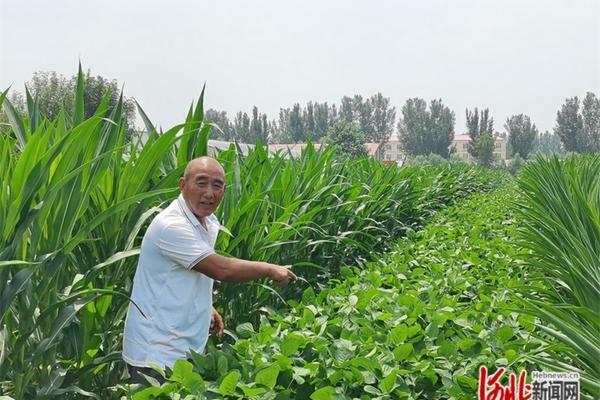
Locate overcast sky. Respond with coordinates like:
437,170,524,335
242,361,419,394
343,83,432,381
1,0,598,134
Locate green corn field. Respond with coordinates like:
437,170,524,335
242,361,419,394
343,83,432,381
0,68,598,399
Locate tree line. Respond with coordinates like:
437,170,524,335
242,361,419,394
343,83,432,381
2,70,598,161
0,71,137,134
204,93,600,162
205,93,396,146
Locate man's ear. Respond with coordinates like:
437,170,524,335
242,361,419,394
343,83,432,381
178,176,186,191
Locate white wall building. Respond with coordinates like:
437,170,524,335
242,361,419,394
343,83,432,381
366,134,404,165
450,134,507,161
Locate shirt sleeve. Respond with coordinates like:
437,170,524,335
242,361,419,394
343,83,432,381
157,222,215,270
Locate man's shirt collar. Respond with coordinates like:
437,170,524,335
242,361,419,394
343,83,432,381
177,193,203,227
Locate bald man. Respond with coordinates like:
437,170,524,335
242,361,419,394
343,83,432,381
123,157,296,383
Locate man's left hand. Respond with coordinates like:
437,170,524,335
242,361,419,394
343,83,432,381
210,308,224,337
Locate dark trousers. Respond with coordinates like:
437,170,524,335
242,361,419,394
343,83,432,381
127,363,167,385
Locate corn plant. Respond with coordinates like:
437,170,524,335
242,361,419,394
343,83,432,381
211,142,507,327
515,154,600,399
1,64,507,398
212,144,419,326
0,66,211,398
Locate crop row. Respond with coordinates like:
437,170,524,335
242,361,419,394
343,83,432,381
123,186,538,399
515,154,599,399
212,144,506,326
0,76,507,398
125,153,600,399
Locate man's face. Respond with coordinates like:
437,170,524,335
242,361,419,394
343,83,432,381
179,159,226,218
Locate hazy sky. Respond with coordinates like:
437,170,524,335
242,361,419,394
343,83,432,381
1,0,599,134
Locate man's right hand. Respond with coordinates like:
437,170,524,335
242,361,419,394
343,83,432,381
268,264,297,286
194,255,298,285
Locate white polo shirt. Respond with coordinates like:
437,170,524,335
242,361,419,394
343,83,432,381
122,194,220,369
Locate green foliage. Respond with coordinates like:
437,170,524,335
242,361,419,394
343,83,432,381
531,130,564,155
0,65,507,398
250,107,269,144
0,67,211,399
474,133,495,167
339,94,397,145
324,121,367,157
210,93,395,145
1,68,137,134
214,140,418,324
398,98,455,157
515,154,600,399
213,144,505,326
123,187,544,399
220,106,271,144
3,63,596,400
555,97,584,152
507,153,526,176
555,92,600,153
286,103,304,143
505,114,538,159
582,92,600,152
369,93,397,144
404,153,456,167
311,101,334,141
465,107,494,158
204,109,235,141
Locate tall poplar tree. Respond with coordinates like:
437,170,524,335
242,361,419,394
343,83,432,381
555,97,584,152
532,131,564,155
505,114,538,159
3,70,136,133
313,102,331,141
289,103,304,143
582,92,600,152
275,108,292,143
303,102,316,140
465,107,494,157
370,93,396,144
325,121,367,157
340,96,354,124
398,98,454,157
248,106,269,144
234,111,251,143
554,92,600,153
205,109,235,140
474,133,495,167
428,99,455,157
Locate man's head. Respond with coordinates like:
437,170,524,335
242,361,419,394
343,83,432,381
179,157,226,218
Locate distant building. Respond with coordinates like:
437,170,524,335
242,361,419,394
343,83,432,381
365,133,404,165
450,134,507,161
367,133,508,163
267,143,322,157
208,140,256,156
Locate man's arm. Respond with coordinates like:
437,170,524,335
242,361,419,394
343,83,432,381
193,254,296,286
